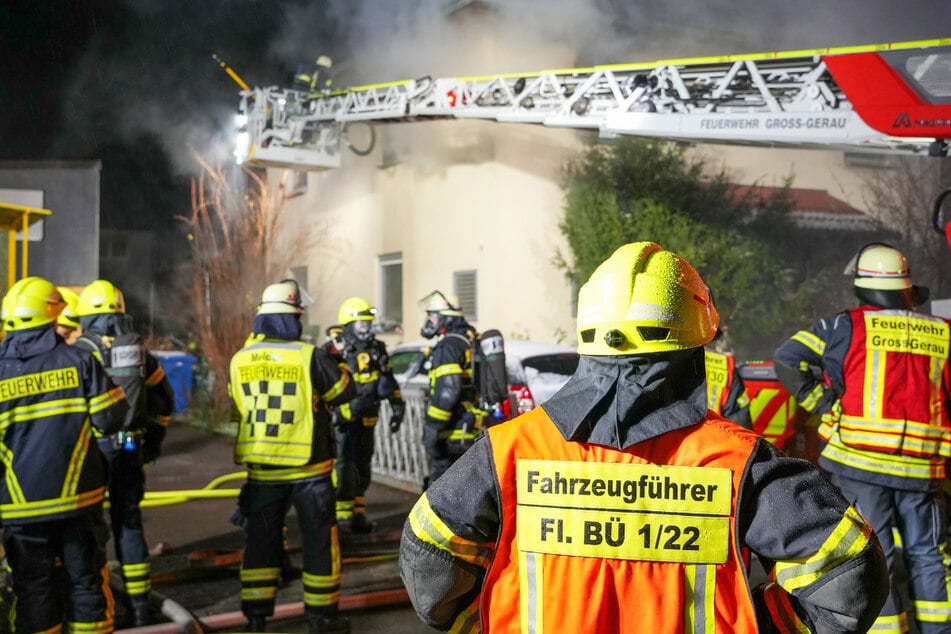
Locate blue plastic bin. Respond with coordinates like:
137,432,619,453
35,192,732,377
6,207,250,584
151,351,198,413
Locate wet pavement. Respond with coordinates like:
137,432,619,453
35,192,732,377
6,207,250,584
120,421,438,633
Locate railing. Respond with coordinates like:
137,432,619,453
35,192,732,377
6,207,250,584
372,394,430,493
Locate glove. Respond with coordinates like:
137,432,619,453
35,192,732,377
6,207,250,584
389,399,406,433
141,424,166,464
820,399,842,425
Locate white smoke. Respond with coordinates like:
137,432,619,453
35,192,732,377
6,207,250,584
53,0,951,175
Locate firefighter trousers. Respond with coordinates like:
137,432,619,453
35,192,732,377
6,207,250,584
834,474,951,633
98,437,152,608
238,475,341,619
334,423,376,519
4,507,113,633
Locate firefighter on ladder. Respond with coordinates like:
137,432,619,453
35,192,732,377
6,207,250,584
400,242,888,632
331,297,405,533
774,242,951,633
229,279,355,634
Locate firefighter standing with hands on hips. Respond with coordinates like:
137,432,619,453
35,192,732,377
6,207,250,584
400,242,888,632
229,280,356,634
0,277,128,632
418,291,480,488
73,279,174,627
774,242,951,633
330,297,405,533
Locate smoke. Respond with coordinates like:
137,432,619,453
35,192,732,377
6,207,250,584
48,0,951,176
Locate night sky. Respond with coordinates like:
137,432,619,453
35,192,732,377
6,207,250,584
2,0,951,232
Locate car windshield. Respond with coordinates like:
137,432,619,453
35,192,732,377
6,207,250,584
390,349,423,375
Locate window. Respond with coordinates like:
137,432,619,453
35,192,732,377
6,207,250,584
378,253,402,331
454,269,477,322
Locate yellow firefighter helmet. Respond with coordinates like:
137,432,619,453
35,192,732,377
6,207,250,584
2,277,64,331
576,242,718,356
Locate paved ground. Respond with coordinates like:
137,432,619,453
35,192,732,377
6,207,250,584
118,421,438,632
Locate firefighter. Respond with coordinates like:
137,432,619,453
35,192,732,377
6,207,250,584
74,279,174,627
54,286,81,343
400,242,888,632
332,297,405,533
418,290,480,487
229,279,357,634
774,242,951,633
704,327,752,429
0,277,128,632
293,54,333,95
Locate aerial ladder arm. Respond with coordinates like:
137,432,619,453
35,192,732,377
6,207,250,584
234,39,951,171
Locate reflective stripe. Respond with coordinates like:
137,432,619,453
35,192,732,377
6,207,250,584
321,372,349,402
791,330,825,355
431,363,463,379
427,404,453,421
122,561,151,595
867,611,907,632
62,420,94,498
683,565,715,633
772,506,872,591
864,349,883,419
449,598,482,633
353,370,381,384
408,494,494,568
799,383,825,413
246,460,333,482
0,485,106,520
822,439,945,479
303,570,341,607
89,387,125,414
68,619,113,634
763,582,811,633
241,566,280,601
836,415,951,458
144,365,166,386
518,550,542,634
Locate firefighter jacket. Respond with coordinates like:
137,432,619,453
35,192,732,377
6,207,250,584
75,325,174,436
400,349,888,633
0,326,128,523
774,306,951,491
337,337,401,427
229,315,354,483
425,324,478,443
704,349,752,429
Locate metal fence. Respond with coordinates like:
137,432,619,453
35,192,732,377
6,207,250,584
371,395,429,493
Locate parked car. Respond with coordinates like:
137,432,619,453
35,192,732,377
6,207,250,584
388,339,579,416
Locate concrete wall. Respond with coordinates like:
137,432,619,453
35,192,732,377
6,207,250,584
0,161,100,286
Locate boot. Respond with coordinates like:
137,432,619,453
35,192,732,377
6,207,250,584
308,614,351,634
245,616,267,632
349,513,374,534
132,602,151,627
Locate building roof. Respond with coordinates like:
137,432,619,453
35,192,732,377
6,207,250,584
732,184,866,216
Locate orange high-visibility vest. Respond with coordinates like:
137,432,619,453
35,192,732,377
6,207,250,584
481,407,759,633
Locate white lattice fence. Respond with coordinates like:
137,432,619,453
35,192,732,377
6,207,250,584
372,394,429,493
